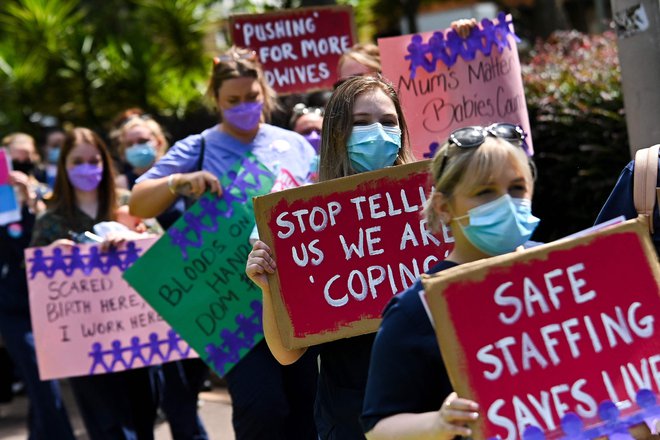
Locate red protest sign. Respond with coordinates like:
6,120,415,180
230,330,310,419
254,161,453,348
230,6,356,95
424,218,660,439
378,13,533,160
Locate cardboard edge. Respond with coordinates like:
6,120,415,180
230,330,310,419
422,216,656,439
253,161,432,348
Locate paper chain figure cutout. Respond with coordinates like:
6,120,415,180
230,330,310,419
404,12,520,80
29,243,142,279
204,300,263,376
167,158,272,260
88,329,192,374
485,389,660,439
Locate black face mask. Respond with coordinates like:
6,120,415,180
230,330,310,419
12,160,35,175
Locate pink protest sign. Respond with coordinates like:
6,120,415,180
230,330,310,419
378,12,533,160
0,148,9,183
26,237,196,380
0,148,21,226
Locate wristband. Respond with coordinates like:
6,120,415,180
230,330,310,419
167,174,178,195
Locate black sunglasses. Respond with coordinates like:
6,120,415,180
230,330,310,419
438,123,528,178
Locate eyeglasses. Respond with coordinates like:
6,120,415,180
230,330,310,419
438,123,528,179
213,51,257,65
292,103,324,117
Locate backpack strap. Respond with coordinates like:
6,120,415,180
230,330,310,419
633,144,660,233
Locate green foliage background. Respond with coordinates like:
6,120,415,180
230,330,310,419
0,1,631,237
522,31,630,241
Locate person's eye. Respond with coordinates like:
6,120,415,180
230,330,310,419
352,120,369,126
381,119,398,127
474,188,494,197
509,184,527,195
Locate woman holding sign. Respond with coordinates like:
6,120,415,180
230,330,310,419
130,46,319,440
30,127,159,440
361,125,538,439
246,74,416,440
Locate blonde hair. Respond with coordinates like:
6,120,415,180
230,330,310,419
338,43,381,74
206,46,278,122
423,137,534,232
3,132,40,163
119,117,169,158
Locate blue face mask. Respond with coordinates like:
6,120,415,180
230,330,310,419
347,123,401,173
125,142,157,168
47,147,60,164
455,194,540,256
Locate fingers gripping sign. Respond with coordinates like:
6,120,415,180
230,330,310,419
169,171,223,198
435,392,480,439
245,240,277,291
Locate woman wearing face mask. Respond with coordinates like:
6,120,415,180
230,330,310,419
30,127,161,440
116,116,168,188
0,133,75,440
3,133,48,184
130,46,319,440
289,103,324,152
246,75,415,440
117,114,210,440
360,124,538,439
42,128,66,188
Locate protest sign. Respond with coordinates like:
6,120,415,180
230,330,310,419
423,218,660,439
378,12,533,160
25,237,195,380
0,148,21,225
230,6,356,94
124,154,275,377
254,160,454,348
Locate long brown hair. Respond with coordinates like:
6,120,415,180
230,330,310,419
318,75,414,182
206,46,277,122
51,127,117,225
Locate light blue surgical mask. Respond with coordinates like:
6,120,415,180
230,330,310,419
347,123,401,173
47,147,60,164
455,194,540,256
125,142,157,168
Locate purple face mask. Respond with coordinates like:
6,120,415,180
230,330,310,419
223,101,263,131
67,163,103,192
303,131,321,152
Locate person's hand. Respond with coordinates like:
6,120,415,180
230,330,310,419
100,231,144,252
451,18,478,39
9,170,33,202
432,392,480,439
245,240,276,291
51,238,76,248
169,171,222,198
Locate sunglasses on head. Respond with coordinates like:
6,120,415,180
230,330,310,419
438,123,528,178
213,51,257,65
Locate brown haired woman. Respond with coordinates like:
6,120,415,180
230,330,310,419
130,46,319,440
30,127,160,440
246,75,415,439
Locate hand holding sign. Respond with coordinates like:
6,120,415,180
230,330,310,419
245,240,277,291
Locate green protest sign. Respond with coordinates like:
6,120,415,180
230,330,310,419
123,154,274,376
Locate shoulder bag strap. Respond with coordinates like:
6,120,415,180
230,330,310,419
633,144,660,233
